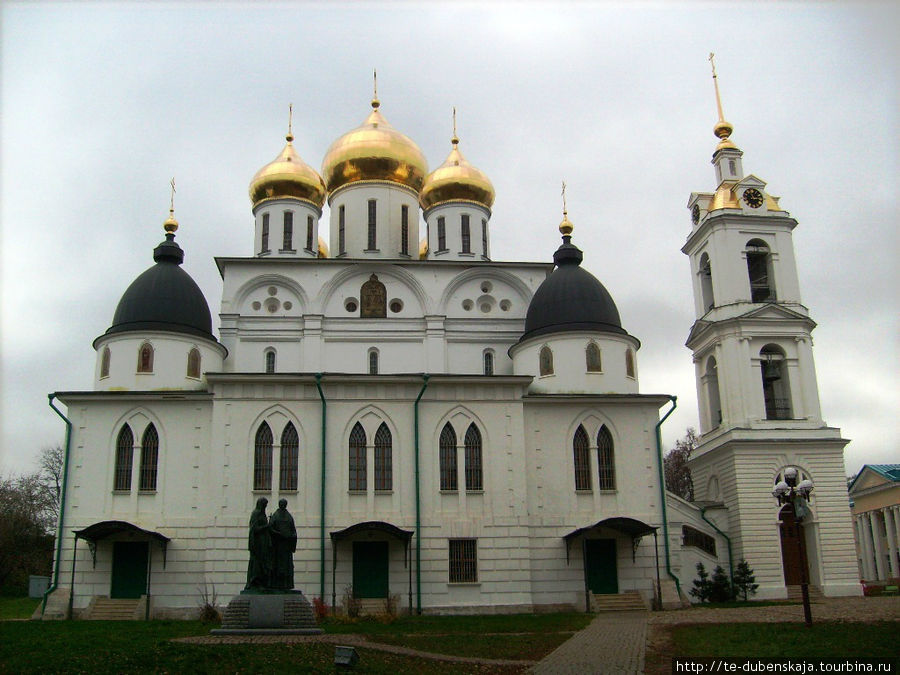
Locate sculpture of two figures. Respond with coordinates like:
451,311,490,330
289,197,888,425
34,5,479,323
245,497,297,591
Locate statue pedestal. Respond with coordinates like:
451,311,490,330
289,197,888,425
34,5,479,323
210,590,322,635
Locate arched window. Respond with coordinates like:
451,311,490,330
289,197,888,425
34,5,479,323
439,423,457,491
746,239,776,302
374,422,392,491
114,424,134,491
368,348,379,375
597,425,615,490
539,345,554,376
367,199,377,250
483,350,494,376
253,422,273,491
306,215,314,252
761,344,792,420
706,356,722,428
280,422,299,491
265,349,276,374
261,213,270,253
282,211,294,250
461,214,471,253
137,342,154,373
100,346,111,378
573,425,591,491
139,423,159,491
625,349,635,379
699,252,715,311
464,423,483,491
187,347,201,378
586,342,602,373
401,205,409,255
349,422,367,491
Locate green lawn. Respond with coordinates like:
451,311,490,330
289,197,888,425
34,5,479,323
0,596,40,620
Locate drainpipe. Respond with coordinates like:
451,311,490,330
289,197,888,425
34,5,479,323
654,395,681,601
315,374,327,603
413,374,430,614
43,394,72,617
700,506,734,596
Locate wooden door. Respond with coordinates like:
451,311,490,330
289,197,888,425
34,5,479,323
585,538,618,595
111,541,148,599
352,541,389,598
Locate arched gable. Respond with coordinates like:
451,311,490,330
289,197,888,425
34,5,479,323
232,274,309,315
564,410,620,447
341,404,400,442
247,404,305,450
431,405,490,449
317,265,430,316
437,267,533,316
109,407,165,448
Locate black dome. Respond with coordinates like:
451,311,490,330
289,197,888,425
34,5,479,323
520,237,627,342
104,233,214,340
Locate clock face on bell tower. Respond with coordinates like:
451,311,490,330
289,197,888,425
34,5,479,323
742,187,764,208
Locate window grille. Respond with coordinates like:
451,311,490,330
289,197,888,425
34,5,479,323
114,425,133,491
306,215,314,251
339,205,346,254
439,423,457,491
449,539,477,583
597,426,615,490
483,351,494,376
261,213,269,253
139,423,158,491
253,423,273,491
461,214,471,253
283,211,293,250
682,525,716,556
464,424,482,491
573,425,591,491
401,205,409,255
374,422,392,491
367,199,377,249
265,350,276,374
348,422,367,491
437,216,446,251
280,422,299,491
368,349,378,374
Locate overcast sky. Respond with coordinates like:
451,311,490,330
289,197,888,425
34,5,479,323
1,2,897,477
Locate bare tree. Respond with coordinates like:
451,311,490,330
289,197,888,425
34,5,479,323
38,444,64,526
0,473,55,592
664,427,698,501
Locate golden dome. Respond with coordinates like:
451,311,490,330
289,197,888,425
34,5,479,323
558,211,574,236
249,132,326,209
709,183,783,212
321,98,428,197
420,134,495,211
418,238,428,259
317,235,329,258
163,208,178,234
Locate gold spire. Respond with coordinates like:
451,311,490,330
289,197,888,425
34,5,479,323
164,177,179,233
559,180,573,236
451,106,459,146
372,69,380,109
709,52,736,150
287,103,294,142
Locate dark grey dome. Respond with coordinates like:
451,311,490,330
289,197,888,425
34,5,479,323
520,238,627,342
104,234,214,339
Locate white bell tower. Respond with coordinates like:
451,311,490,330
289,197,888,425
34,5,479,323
682,55,859,600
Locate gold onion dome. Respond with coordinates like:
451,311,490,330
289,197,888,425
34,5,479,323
420,132,495,211
249,129,326,209
321,97,428,196
558,211,574,236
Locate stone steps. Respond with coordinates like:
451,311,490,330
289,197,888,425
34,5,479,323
786,584,824,602
86,597,141,620
591,591,648,612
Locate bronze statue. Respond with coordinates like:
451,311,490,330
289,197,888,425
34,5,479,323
245,497,272,589
268,498,297,590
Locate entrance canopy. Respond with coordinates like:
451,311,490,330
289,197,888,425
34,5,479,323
330,520,413,543
564,517,657,542
73,520,170,569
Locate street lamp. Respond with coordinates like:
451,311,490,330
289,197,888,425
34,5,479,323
772,466,814,626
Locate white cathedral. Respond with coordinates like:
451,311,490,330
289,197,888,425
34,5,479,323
43,74,861,619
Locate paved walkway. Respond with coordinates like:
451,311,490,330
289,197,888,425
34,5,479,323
530,610,648,675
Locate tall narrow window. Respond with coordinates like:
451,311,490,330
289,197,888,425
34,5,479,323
348,422,367,491
114,425,133,491
573,425,591,490
449,539,477,583
464,424,483,491
280,422,299,491
481,219,488,258
137,343,154,373
282,211,293,250
187,347,201,378
374,422,392,491
100,346,111,378
483,351,494,376
139,423,159,491
597,425,615,490
706,356,722,427
368,349,379,375
761,345,792,420
746,239,775,302
338,205,346,255
586,342,602,372
253,422,273,491
265,349,276,374
306,215,314,252
261,213,270,253
367,199,377,250
625,349,635,378
539,346,553,376
437,216,446,251
401,205,409,255
460,214,471,253
699,253,715,311
439,423,457,491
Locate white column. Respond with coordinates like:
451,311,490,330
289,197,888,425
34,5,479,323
869,511,886,580
855,516,872,580
893,506,900,567
859,513,877,580
882,507,899,579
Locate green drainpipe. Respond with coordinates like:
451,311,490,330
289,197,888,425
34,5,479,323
654,395,681,600
413,374,430,614
700,506,734,595
43,394,72,616
315,374,327,602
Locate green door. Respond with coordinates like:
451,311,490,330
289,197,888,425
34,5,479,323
352,541,389,598
111,541,148,599
585,539,618,595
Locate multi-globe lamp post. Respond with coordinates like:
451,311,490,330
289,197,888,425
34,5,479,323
772,466,814,626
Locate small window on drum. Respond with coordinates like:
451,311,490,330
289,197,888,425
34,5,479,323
187,347,201,379
100,346,111,378
368,348,379,375
264,348,276,374
483,350,494,376
137,343,154,373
